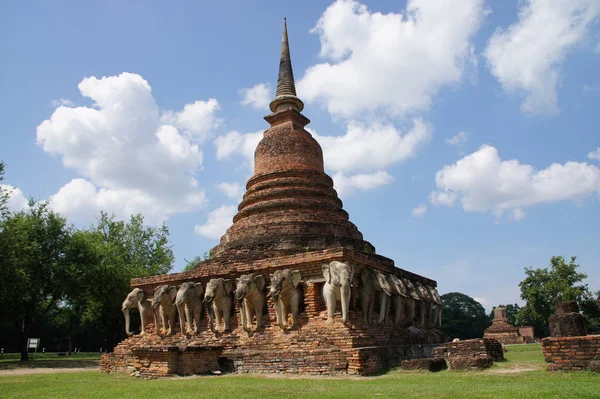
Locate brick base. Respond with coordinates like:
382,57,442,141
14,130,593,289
542,335,600,371
434,338,502,371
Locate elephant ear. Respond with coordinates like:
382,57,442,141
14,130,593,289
290,270,301,288
223,279,233,296
254,275,266,291
168,286,178,301
193,282,204,297
136,288,145,302
376,272,393,296
321,264,331,283
348,263,355,283
361,269,370,285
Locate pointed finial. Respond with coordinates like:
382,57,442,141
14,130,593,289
269,18,304,113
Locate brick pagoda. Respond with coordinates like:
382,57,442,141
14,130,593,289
483,307,527,345
101,19,445,378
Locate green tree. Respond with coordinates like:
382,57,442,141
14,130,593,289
516,256,591,337
440,292,491,340
490,304,522,326
0,160,11,220
65,212,174,349
182,250,212,272
0,202,73,361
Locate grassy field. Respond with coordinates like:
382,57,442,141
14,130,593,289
1,344,598,399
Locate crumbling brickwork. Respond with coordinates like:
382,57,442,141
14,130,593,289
434,338,502,370
542,335,600,371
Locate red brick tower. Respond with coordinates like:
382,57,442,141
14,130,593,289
212,18,374,260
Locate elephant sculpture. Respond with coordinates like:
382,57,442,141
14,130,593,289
402,278,421,326
359,268,393,325
204,278,234,332
236,274,266,332
427,286,443,328
151,284,178,336
269,269,302,329
417,282,434,328
122,288,153,336
175,282,204,335
387,274,409,325
322,261,354,324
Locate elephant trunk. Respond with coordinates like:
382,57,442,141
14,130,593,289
341,283,350,323
123,308,133,336
176,302,186,335
153,307,161,336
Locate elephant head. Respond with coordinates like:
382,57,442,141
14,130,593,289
236,274,266,302
427,286,443,328
151,285,177,335
270,269,301,302
323,261,354,288
388,275,408,298
204,278,233,304
122,288,152,336
402,278,422,301
322,261,354,324
175,282,204,335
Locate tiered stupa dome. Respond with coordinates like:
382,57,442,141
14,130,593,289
211,19,374,259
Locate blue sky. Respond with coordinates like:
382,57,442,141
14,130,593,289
1,0,599,310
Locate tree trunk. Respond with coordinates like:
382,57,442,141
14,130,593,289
19,329,28,362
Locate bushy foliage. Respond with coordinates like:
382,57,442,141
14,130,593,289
441,292,492,340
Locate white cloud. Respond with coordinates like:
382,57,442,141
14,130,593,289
430,145,600,219
332,170,393,197
484,0,600,115
215,182,244,200
36,72,214,223
1,184,29,212
412,204,428,217
445,131,468,146
161,98,220,142
214,130,263,167
297,0,484,118
473,296,489,307
240,83,272,109
51,98,74,108
588,147,600,160
314,119,431,173
194,204,236,239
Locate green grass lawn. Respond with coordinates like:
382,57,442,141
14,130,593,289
1,344,598,399
0,352,101,362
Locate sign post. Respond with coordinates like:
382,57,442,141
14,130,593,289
27,338,40,360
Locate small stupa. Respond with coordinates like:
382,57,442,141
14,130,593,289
483,307,526,345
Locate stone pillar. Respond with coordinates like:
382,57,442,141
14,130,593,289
548,301,587,337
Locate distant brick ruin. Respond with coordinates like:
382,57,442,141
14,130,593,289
542,301,599,372
101,19,445,378
483,307,530,345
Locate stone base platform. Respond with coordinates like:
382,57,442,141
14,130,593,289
103,247,444,377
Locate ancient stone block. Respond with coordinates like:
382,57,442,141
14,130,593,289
549,301,588,337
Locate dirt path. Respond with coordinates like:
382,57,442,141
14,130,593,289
0,360,99,376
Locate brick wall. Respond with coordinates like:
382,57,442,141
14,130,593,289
434,338,501,370
542,335,600,371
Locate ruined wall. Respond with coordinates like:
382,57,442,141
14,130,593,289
434,338,502,370
542,335,600,371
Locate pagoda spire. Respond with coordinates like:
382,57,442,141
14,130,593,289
269,18,304,113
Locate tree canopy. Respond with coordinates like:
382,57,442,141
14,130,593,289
440,292,491,340
516,256,598,337
0,204,174,360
